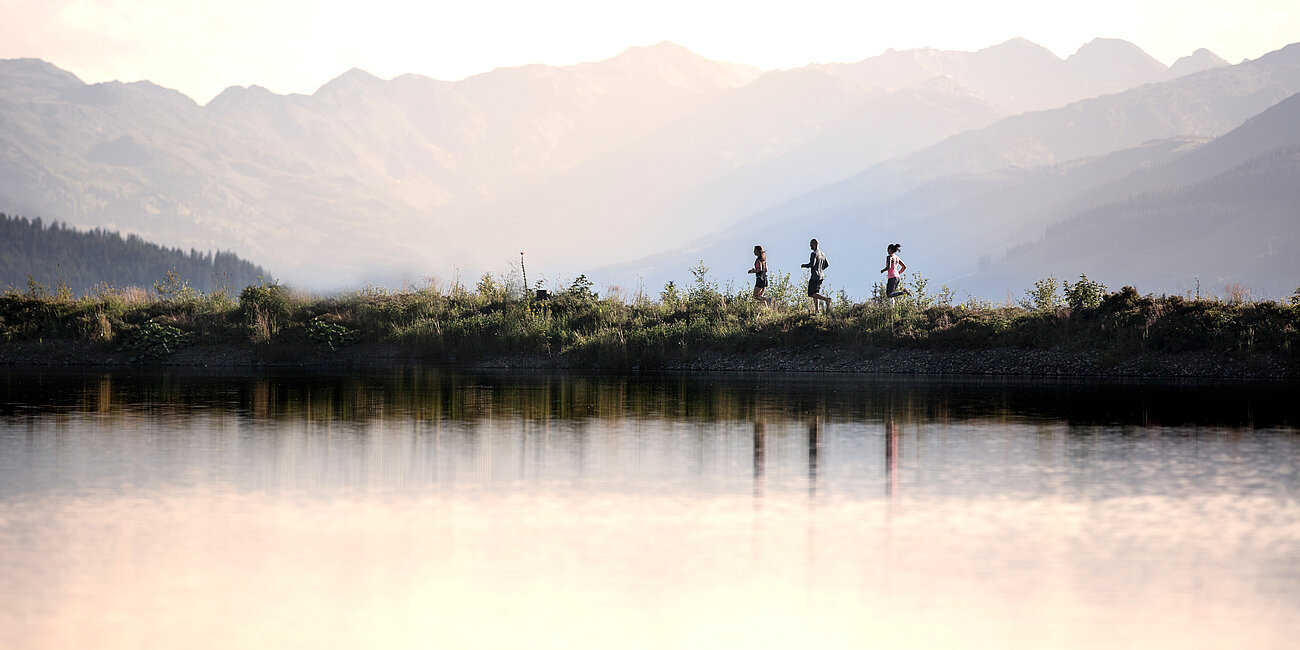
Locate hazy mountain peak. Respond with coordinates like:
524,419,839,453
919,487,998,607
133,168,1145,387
0,57,82,83
0,58,85,97
315,68,383,97
980,37,1060,61
1170,48,1230,77
1068,38,1165,69
599,41,761,89
615,41,697,61
206,84,282,110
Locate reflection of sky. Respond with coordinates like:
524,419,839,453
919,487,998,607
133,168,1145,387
2,369,1299,649
3,488,1299,648
1,369,1297,501
2,413,1299,502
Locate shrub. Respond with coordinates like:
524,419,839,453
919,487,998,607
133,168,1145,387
239,278,290,342
1064,274,1107,309
660,281,682,308
153,268,199,303
870,279,887,304
564,274,597,301
306,316,358,351
765,270,799,310
122,320,191,361
1022,276,1063,311
687,261,721,302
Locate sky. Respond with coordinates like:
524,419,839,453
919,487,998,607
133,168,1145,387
2,0,1298,104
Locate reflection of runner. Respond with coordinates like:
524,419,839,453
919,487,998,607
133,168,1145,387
801,238,831,313
885,416,899,501
880,243,912,303
807,418,820,499
748,245,772,306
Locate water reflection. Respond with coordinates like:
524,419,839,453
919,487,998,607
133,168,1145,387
1,368,1299,650
886,415,899,502
3,367,1297,427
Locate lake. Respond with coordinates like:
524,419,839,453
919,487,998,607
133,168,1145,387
2,368,1298,649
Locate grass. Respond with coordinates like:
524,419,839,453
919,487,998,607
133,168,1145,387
2,274,1299,368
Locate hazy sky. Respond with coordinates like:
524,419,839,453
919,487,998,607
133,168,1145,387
2,0,1298,104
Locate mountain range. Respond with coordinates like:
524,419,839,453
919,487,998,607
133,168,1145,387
3,37,1296,298
614,42,1300,299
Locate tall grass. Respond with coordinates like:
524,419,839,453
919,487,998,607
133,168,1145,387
3,273,1298,367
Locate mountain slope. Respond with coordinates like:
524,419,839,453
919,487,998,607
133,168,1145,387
0,39,1252,290
606,45,1300,296
0,46,760,286
467,73,1008,264
978,146,1300,297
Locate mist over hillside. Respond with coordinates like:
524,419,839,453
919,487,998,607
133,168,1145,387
973,92,1300,297
1,43,762,287
5,37,1291,299
610,43,1300,300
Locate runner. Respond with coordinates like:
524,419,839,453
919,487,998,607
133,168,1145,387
748,245,773,306
801,238,831,313
880,243,912,303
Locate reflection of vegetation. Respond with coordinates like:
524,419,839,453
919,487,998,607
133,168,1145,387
3,368,1295,429
1,275,1298,368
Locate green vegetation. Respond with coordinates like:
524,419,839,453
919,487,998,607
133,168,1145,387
2,268,1297,370
1,213,268,295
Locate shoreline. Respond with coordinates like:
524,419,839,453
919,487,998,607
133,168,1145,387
1,341,1292,379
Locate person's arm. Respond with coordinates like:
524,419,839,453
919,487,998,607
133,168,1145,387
898,258,906,274
802,252,813,269
881,255,890,273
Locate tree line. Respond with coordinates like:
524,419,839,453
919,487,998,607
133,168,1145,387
0,213,268,295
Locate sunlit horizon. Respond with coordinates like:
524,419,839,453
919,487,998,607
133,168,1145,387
2,0,1298,104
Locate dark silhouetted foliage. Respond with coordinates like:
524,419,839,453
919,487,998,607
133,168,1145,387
1,213,268,295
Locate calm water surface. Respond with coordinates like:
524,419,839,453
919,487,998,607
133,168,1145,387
1,369,1298,649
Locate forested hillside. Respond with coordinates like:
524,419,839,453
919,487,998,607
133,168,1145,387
1,213,269,295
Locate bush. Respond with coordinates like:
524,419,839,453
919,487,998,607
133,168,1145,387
306,316,358,351
1022,276,1062,311
564,274,597,301
1064,274,1107,309
660,281,682,308
765,270,799,310
239,278,290,343
153,268,199,303
122,319,191,361
687,260,722,304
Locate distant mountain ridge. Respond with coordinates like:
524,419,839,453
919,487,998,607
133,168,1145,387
973,92,1300,296
607,43,1300,299
812,38,1224,114
0,43,761,285
0,38,1266,293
